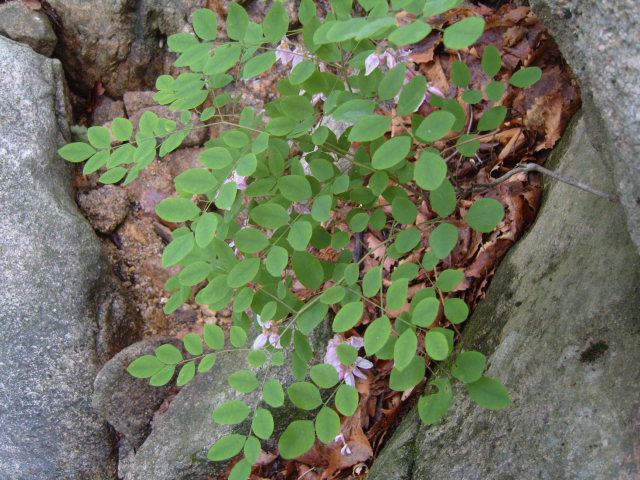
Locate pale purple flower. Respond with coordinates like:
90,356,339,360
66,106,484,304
365,48,412,76
224,170,247,190
426,84,444,101
311,92,327,105
324,334,373,387
252,315,282,350
275,40,307,67
291,46,306,67
396,47,412,63
275,40,296,65
364,52,380,76
383,50,398,69
348,336,364,349
335,434,352,456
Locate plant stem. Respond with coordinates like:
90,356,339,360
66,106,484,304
464,162,618,202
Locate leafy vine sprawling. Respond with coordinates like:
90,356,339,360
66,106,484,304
59,1,543,478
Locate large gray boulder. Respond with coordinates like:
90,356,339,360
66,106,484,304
0,36,138,479
368,114,640,480
527,0,640,252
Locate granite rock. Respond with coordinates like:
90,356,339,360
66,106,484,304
93,337,183,449
528,0,640,252
0,35,138,480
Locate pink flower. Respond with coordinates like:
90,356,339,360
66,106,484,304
311,92,327,105
275,40,295,65
224,170,247,190
291,46,306,67
366,48,413,76
365,52,380,76
324,334,373,387
252,316,282,350
383,50,398,69
426,84,444,101
335,434,351,456
275,40,306,67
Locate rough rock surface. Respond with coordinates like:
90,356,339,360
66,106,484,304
122,323,333,480
368,115,640,480
0,1,57,56
0,36,138,479
46,0,207,97
92,97,126,126
44,0,307,98
93,337,182,449
78,185,130,234
527,0,640,252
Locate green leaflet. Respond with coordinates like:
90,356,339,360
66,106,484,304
465,198,505,232
510,67,542,88
394,329,418,370
372,135,411,170
335,384,359,416
364,315,391,355
212,400,250,424
397,75,426,115
378,63,407,100
252,409,274,440
466,376,511,410
315,407,341,443
452,351,486,383
279,420,315,459
415,111,455,143
418,378,452,424
482,45,501,77
208,434,246,461
242,52,277,79
310,364,340,388
443,17,485,50
287,382,322,410
332,301,364,332
389,20,431,46
263,1,289,44
193,8,217,40
349,115,391,142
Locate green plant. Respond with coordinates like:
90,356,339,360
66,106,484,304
59,1,541,477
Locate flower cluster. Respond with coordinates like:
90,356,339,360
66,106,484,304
324,334,373,387
252,316,282,350
334,434,351,456
364,48,412,75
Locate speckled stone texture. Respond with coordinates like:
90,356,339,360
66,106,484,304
0,1,57,56
368,115,640,480
0,36,137,479
93,337,183,449
528,0,640,253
